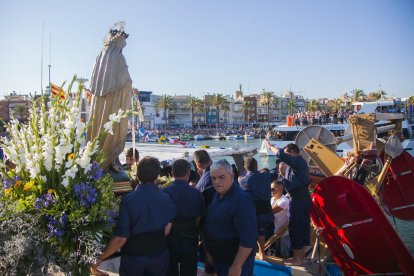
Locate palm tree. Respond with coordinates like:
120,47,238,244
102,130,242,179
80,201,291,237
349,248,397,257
13,104,30,121
306,99,320,112
239,100,250,129
259,90,274,130
351,89,366,102
368,89,387,101
155,94,176,128
287,98,296,116
222,103,230,126
184,95,203,129
330,98,344,112
209,93,230,128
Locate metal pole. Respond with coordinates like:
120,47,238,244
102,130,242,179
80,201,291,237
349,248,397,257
40,22,44,95
48,34,51,95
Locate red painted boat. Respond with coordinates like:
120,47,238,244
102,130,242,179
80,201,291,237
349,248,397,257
378,150,414,221
311,176,414,275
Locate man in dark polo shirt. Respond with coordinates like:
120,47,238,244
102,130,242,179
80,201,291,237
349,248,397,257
266,142,311,266
238,157,273,260
163,159,205,276
193,149,215,274
193,149,215,207
93,156,177,276
204,159,257,276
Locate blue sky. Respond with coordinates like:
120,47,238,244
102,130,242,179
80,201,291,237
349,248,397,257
1,0,413,99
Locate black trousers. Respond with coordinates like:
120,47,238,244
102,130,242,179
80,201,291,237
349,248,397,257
167,239,198,276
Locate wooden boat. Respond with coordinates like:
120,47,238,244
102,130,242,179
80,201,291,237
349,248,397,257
311,176,414,275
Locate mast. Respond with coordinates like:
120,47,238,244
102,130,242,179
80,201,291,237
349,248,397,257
48,33,51,96
40,22,44,95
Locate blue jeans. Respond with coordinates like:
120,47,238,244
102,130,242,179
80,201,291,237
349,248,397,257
274,235,291,258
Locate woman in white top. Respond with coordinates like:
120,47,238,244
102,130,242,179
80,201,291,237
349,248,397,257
271,179,291,258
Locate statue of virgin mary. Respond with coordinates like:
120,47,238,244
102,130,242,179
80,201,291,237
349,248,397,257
87,21,132,170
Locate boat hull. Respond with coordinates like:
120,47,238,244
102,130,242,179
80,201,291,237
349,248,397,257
311,176,414,275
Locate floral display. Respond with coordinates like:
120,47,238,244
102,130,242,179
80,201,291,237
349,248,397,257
0,76,126,275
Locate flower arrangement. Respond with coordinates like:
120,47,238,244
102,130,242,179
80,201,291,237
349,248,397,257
0,76,124,275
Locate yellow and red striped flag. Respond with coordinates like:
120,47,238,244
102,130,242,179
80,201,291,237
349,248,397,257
84,88,92,103
50,83,65,100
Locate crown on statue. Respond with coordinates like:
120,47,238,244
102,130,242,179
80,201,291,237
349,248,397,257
104,20,129,45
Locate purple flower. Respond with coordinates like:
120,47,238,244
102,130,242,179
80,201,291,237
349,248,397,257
2,176,21,189
2,179,11,189
88,162,103,181
34,193,56,211
104,209,117,225
47,213,68,238
73,182,97,208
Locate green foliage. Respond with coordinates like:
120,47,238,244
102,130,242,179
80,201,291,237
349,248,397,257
209,93,230,127
155,94,177,128
184,95,203,129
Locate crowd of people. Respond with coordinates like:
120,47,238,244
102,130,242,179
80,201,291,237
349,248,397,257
92,142,312,276
291,109,353,126
126,127,268,142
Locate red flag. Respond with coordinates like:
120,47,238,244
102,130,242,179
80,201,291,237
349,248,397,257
50,83,65,100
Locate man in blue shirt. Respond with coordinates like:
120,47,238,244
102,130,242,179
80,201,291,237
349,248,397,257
93,156,177,276
194,149,215,207
238,157,273,260
267,142,311,266
163,159,205,276
193,149,215,274
204,159,257,276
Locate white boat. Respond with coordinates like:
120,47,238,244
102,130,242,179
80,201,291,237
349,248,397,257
259,123,349,156
226,135,244,140
194,134,205,141
259,100,414,156
211,133,226,140
244,133,255,140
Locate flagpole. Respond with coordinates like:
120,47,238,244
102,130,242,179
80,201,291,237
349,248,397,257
48,33,51,96
131,91,136,160
40,22,44,95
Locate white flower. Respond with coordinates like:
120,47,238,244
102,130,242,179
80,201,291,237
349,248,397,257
108,113,117,123
65,165,78,179
42,134,54,171
103,121,113,135
61,164,79,187
55,142,73,167
108,109,125,123
116,108,126,120
61,178,69,187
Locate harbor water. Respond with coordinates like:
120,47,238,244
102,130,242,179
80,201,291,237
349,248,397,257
178,138,414,255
